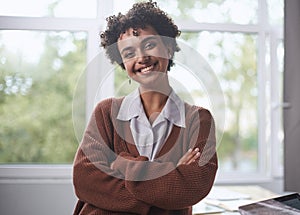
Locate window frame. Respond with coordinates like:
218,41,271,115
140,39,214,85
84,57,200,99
0,0,283,185
0,0,110,181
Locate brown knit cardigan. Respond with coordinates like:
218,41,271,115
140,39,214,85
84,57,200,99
73,97,218,215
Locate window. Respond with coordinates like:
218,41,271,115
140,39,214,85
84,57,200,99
0,0,284,183
0,30,86,163
0,0,105,178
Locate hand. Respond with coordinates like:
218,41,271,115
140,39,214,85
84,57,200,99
177,148,200,167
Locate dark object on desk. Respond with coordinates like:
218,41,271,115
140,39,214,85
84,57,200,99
239,193,300,214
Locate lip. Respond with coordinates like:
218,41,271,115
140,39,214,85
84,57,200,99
136,62,158,74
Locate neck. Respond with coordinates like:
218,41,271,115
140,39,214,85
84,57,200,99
139,84,172,119
139,74,171,96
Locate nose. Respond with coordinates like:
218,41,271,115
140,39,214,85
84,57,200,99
136,49,150,64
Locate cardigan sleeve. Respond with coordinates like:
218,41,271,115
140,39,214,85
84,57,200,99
112,108,218,210
73,99,150,214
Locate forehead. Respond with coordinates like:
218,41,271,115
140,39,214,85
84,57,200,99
117,26,163,50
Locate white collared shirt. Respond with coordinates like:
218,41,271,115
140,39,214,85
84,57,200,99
117,88,186,161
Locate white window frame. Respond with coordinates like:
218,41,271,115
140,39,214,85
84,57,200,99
0,0,283,185
0,0,112,181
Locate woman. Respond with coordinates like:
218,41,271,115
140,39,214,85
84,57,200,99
73,1,217,214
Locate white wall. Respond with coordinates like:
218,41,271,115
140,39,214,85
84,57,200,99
0,181,77,215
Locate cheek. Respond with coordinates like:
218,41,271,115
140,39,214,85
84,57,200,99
160,57,169,69
157,45,169,58
123,60,133,74
151,49,168,59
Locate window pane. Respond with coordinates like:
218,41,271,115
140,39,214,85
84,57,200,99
181,32,259,173
0,0,97,18
0,30,87,163
113,0,258,24
267,0,284,26
113,0,136,13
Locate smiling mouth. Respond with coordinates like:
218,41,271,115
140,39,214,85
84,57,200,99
138,63,157,74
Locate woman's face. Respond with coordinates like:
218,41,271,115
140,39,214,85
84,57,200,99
117,26,170,88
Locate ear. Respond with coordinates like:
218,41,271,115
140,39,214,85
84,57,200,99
166,45,173,59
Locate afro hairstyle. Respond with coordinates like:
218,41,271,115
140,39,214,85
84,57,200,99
100,0,181,71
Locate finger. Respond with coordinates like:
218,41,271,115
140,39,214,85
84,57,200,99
186,152,201,165
177,148,200,166
184,148,200,164
181,148,199,165
184,148,194,159
177,149,191,166
185,148,199,160
180,148,193,163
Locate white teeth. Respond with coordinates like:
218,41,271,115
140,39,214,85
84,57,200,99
140,65,154,73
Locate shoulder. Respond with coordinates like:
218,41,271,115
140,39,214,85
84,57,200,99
184,103,214,123
93,97,125,120
94,97,124,112
91,97,125,131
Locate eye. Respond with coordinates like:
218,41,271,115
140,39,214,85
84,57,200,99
123,51,135,59
144,41,156,50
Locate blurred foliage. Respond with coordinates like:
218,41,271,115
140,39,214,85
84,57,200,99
0,32,86,163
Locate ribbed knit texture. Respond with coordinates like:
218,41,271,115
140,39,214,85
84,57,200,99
73,97,218,215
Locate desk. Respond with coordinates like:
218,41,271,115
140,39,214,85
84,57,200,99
192,185,278,215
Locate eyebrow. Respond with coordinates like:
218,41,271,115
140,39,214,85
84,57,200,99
120,47,134,56
141,36,158,44
120,36,159,55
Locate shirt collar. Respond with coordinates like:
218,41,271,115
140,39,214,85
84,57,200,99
117,88,142,121
161,90,186,127
117,88,186,128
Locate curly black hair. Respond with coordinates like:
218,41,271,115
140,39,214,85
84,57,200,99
100,0,181,71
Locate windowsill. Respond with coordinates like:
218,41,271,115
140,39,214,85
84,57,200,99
0,164,72,182
216,173,275,184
